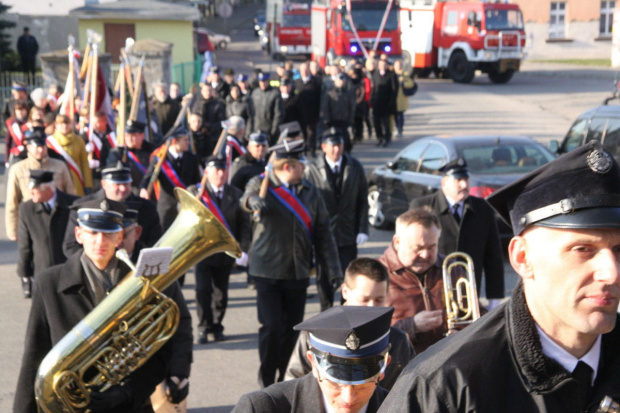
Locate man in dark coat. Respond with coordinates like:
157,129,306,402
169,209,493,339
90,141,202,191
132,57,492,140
410,157,505,309
192,83,226,152
319,73,356,152
17,170,78,298
230,131,268,191
241,141,342,387
207,66,231,100
194,155,252,343
17,27,39,78
248,72,284,145
233,306,393,413
152,81,181,137
379,141,620,413
63,162,162,257
370,59,397,147
304,128,368,310
14,199,190,413
294,62,322,157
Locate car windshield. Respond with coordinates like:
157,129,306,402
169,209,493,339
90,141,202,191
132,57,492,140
484,9,524,31
341,9,399,32
458,142,555,174
282,14,311,28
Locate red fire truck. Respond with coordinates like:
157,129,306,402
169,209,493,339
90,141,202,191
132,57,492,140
311,0,402,67
266,0,312,60
400,0,526,84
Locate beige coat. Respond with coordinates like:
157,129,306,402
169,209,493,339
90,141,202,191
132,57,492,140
5,154,76,240
396,72,413,113
50,130,92,196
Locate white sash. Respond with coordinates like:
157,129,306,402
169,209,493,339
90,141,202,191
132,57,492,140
47,136,85,186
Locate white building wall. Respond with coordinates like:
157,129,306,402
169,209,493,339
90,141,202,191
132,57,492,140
524,21,612,60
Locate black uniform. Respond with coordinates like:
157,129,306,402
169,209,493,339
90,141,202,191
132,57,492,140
192,95,226,149
319,85,356,151
410,191,505,299
106,143,155,197
248,86,284,144
370,70,397,145
17,190,78,279
232,373,389,413
294,76,322,155
230,152,266,191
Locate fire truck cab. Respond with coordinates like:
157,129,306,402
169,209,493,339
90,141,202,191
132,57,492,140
312,0,402,67
266,0,312,60
400,0,526,83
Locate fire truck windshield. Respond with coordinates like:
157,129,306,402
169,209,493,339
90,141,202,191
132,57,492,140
341,9,399,32
484,9,524,31
282,14,311,27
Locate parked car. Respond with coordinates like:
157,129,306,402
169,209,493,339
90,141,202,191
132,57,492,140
550,102,620,162
195,28,215,54
199,28,231,50
254,12,266,37
367,135,557,236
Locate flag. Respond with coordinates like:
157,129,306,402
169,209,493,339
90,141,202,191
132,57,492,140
58,50,81,119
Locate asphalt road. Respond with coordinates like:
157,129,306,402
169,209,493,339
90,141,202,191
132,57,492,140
0,5,617,411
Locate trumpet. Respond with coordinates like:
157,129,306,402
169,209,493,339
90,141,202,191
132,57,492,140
442,252,481,336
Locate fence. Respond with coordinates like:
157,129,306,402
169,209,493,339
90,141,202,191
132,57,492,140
172,58,203,93
0,72,45,114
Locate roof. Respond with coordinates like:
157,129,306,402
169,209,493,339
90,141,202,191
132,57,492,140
70,0,200,21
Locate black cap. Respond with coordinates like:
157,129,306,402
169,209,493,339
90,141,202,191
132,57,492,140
209,65,220,74
320,127,345,145
273,139,306,161
257,72,271,81
224,68,234,76
237,74,248,82
205,154,227,169
295,306,393,385
25,129,47,146
73,198,126,233
28,170,54,189
278,121,302,138
486,141,620,236
122,201,140,227
101,161,132,184
125,120,146,134
248,131,269,145
171,127,189,139
439,157,470,179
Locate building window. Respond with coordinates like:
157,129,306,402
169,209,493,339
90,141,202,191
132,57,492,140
549,2,566,39
600,1,615,37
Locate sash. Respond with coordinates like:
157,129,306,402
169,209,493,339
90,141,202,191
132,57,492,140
47,136,85,187
157,157,187,190
127,150,148,174
266,178,313,240
199,186,231,232
89,129,102,160
107,131,117,148
6,120,26,156
226,136,246,156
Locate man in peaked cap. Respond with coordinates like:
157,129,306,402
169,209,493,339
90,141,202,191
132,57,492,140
241,140,342,388
380,141,620,412
410,156,505,310
232,306,393,413
230,130,269,191
248,71,284,145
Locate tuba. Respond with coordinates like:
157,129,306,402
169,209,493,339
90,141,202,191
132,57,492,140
442,252,481,336
35,188,241,413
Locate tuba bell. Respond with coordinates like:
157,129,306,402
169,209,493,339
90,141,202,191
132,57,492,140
442,252,481,336
35,188,241,413
597,397,620,413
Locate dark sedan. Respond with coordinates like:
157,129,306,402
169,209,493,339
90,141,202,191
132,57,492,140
367,135,557,232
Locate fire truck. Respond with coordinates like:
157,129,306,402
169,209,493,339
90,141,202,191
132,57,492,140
400,0,526,83
265,0,313,60
311,0,403,67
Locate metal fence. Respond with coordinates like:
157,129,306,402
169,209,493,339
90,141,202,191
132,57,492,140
109,58,202,96
0,72,45,113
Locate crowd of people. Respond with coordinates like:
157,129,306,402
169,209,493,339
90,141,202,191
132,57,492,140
5,55,620,413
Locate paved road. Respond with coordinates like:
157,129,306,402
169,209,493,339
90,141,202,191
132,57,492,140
0,5,616,411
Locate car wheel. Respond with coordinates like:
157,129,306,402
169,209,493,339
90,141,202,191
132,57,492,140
488,68,514,84
447,51,475,84
368,186,390,229
219,41,228,50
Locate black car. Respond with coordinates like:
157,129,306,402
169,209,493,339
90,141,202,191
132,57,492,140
367,135,557,233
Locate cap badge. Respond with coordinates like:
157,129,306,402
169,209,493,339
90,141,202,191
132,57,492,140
586,147,613,174
100,200,109,211
345,331,360,351
457,157,465,166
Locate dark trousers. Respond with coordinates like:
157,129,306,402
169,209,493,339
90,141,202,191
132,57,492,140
317,244,357,311
365,107,373,138
373,112,392,143
395,111,404,135
195,260,233,334
302,121,318,156
254,277,308,388
21,56,36,77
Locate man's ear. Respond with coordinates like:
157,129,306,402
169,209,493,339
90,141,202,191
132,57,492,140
508,235,533,281
341,283,349,302
307,351,320,379
135,225,143,240
115,230,124,248
75,226,83,245
392,233,400,251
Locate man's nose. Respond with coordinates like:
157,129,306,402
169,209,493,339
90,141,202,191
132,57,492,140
593,249,620,284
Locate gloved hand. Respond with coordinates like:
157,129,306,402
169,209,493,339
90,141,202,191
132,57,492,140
235,252,249,267
85,142,94,153
88,158,100,169
87,385,131,412
166,376,189,404
486,299,502,311
248,195,270,214
356,233,369,245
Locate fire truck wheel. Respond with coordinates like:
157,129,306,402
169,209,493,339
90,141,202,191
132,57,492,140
448,51,475,84
488,68,514,84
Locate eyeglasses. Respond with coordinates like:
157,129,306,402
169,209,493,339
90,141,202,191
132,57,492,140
316,370,379,392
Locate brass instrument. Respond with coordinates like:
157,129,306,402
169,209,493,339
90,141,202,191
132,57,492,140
598,397,620,413
35,188,242,413
442,252,480,336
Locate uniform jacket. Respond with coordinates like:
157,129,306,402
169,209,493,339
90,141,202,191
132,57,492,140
232,373,389,413
225,94,253,124
378,282,620,413
18,190,78,278
304,154,368,247
380,246,448,354
320,86,356,130
5,154,75,240
241,171,341,283
230,152,266,191
294,76,322,126
284,327,415,390
248,86,284,143
106,142,155,196
410,191,505,299
13,253,193,413
62,189,162,258
370,70,397,116
50,130,93,195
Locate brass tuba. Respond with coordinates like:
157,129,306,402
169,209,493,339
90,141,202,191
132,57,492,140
35,188,241,413
442,252,481,336
597,397,620,413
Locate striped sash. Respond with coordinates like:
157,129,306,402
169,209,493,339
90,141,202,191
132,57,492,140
46,136,85,187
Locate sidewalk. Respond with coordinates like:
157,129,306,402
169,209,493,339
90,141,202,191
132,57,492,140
520,60,620,82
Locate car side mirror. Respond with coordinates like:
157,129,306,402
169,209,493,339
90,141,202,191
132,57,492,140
548,140,559,153
386,160,396,170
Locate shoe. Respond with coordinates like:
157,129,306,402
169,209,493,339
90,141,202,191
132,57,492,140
212,331,226,342
198,332,208,344
22,277,32,299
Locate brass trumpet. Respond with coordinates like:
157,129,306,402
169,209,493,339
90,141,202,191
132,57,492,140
35,188,241,412
598,397,620,413
442,252,481,336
